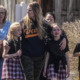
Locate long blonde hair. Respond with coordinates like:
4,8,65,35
7,22,21,40
23,2,45,39
0,5,7,23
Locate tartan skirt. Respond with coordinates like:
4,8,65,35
1,57,24,79
47,61,66,80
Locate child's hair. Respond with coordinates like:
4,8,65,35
0,5,7,23
51,23,61,30
7,22,21,40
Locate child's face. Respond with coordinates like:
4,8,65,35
13,27,22,38
45,14,55,24
51,26,61,37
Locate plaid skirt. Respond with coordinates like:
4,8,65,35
1,57,24,79
47,61,66,80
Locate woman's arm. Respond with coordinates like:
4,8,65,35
2,46,18,58
43,52,49,77
66,51,70,78
59,30,68,50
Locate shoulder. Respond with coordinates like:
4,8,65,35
42,19,50,27
75,43,80,48
7,39,13,45
76,43,80,46
19,19,24,25
73,43,80,54
42,19,52,32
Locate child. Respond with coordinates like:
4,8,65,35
73,43,80,79
1,22,24,80
43,23,70,80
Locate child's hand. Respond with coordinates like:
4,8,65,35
43,69,47,78
17,49,22,57
66,67,70,78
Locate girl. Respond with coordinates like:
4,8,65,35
1,22,24,80
43,23,70,80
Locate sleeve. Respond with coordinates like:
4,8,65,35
73,43,80,54
42,20,52,45
64,44,69,52
61,29,68,44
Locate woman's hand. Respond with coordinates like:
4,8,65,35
17,49,22,57
59,38,66,50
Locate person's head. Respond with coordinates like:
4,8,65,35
51,23,61,38
24,1,44,40
27,1,42,20
7,22,22,40
0,5,7,23
45,12,55,24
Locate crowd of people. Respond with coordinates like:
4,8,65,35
0,1,79,80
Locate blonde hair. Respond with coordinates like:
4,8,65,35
23,1,45,39
7,22,21,40
0,5,7,23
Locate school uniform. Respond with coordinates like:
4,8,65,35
1,39,24,80
47,37,69,80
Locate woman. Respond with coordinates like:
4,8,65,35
20,2,47,80
20,3,67,80
0,5,11,80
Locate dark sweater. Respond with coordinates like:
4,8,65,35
20,20,48,57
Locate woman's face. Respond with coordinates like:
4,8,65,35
0,8,5,23
27,6,35,20
45,14,55,24
51,26,61,37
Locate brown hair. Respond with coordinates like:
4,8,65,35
0,5,7,23
23,1,45,39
